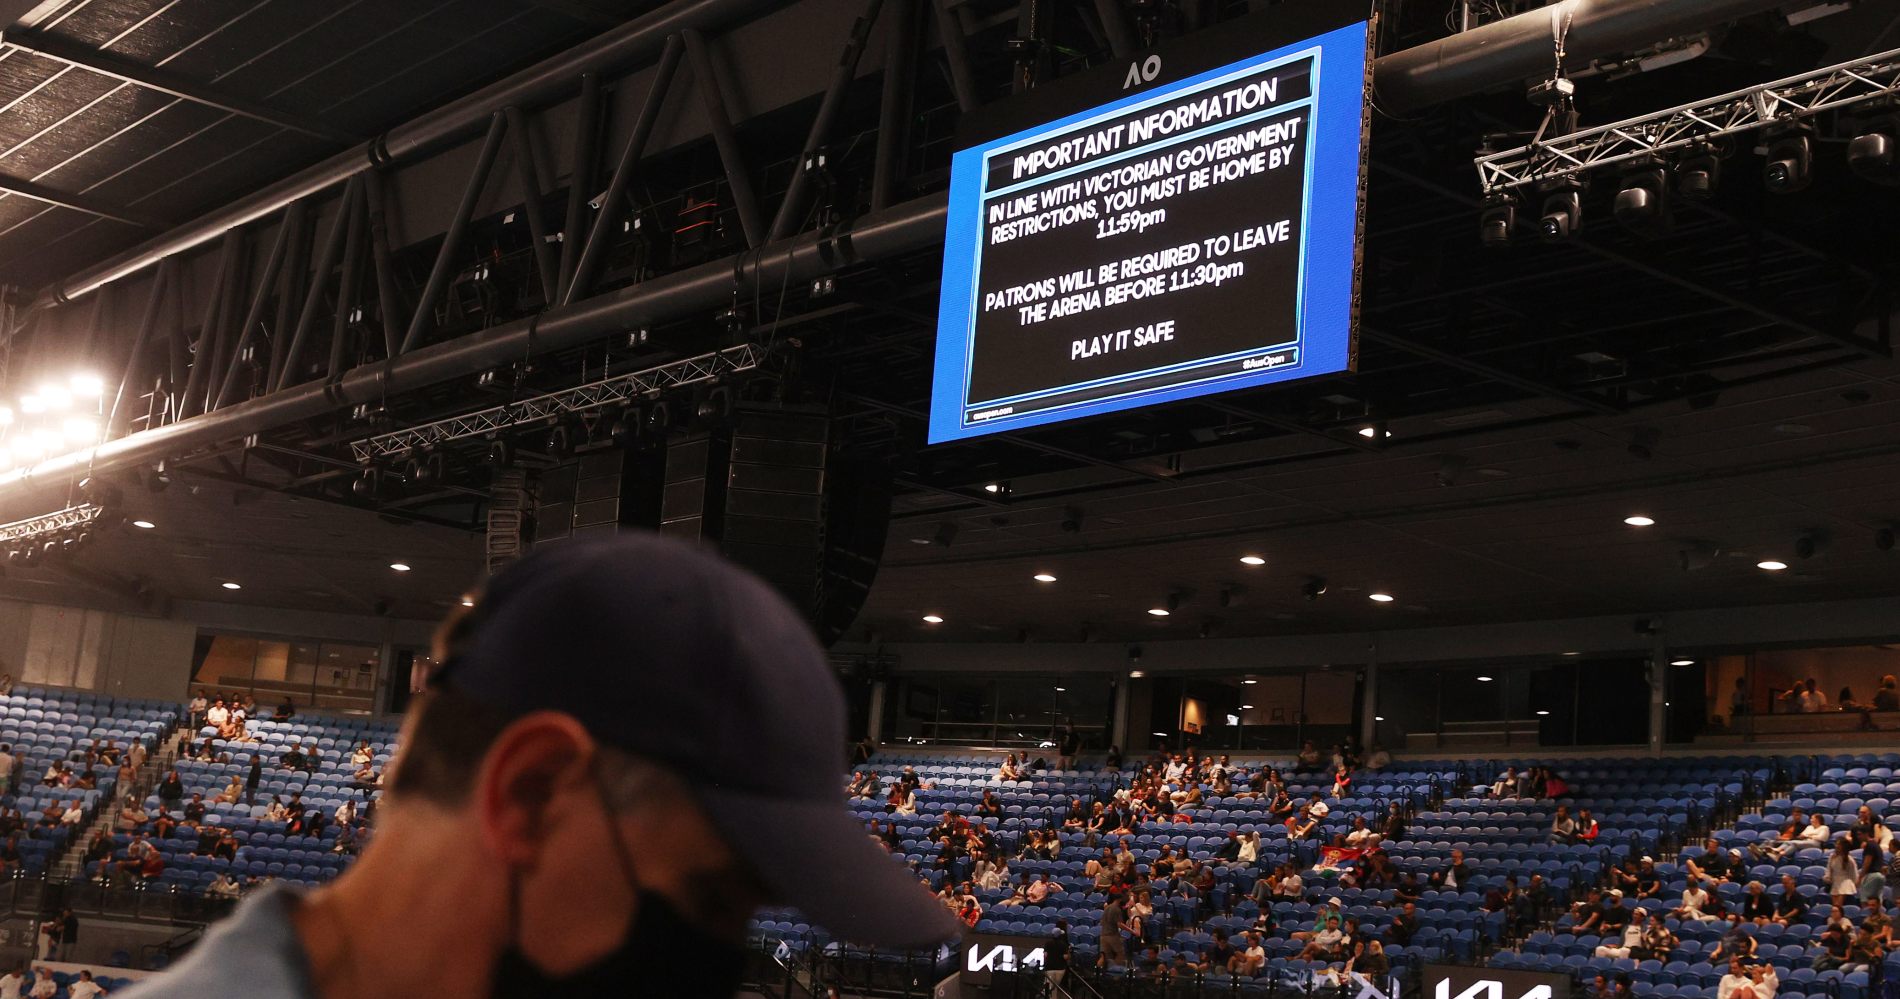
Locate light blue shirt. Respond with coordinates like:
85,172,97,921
120,886,314,999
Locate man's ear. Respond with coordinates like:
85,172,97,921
475,712,597,865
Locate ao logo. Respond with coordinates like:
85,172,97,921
966,943,1045,972
1435,981,1554,999
1123,54,1161,89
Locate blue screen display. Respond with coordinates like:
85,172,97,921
929,20,1369,444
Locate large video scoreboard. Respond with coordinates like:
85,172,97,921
929,11,1371,443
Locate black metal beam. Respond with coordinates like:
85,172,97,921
767,0,884,243
682,29,764,247
1090,0,1139,61
107,259,171,438
927,0,979,113
555,73,602,304
0,29,358,145
400,113,507,356
0,172,170,232
503,106,559,303
564,36,684,306
214,202,302,411
363,169,402,361
328,184,369,381
178,230,241,420
870,0,918,212
277,176,361,391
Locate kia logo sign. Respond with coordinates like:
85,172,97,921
959,933,1052,987
1423,965,1571,999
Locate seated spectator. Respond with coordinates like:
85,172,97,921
151,808,177,840
263,796,290,822
1718,958,1777,999
1548,804,1579,844
1636,913,1677,962
1772,874,1809,925
1875,674,1899,711
1387,901,1419,945
1685,838,1737,883
0,834,21,875
1781,676,1828,713
59,800,84,826
1594,907,1647,958
1329,765,1352,799
1852,805,1894,850
183,794,207,823
27,969,53,999
1286,803,1321,840
1429,848,1469,890
1491,767,1522,799
215,776,244,804
995,754,1024,782
273,697,296,722
1735,880,1773,924
1674,876,1719,921
1751,810,1825,860
1812,917,1853,971
1292,740,1324,774
1708,915,1757,963
156,769,184,805
207,872,241,899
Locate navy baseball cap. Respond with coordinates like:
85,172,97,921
432,534,959,949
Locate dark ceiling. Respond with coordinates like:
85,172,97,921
0,0,1897,647
0,0,644,290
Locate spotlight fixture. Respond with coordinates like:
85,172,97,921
1672,145,1721,202
1301,578,1328,601
1536,179,1584,241
1612,162,1671,237
1239,555,1266,566
983,481,1011,496
131,520,155,530
68,373,104,397
351,468,380,498
1356,422,1391,439
390,562,412,572
1478,191,1518,247
1624,515,1655,527
1757,560,1788,571
1762,125,1813,194
1847,115,1900,185
921,614,944,624
1368,592,1395,603
1033,573,1057,583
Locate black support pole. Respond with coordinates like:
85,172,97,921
213,201,301,410
277,175,362,391
266,202,310,388
767,0,884,243
928,0,980,113
202,228,252,414
1091,0,1139,60
682,29,764,248
363,168,402,361
178,230,240,419
563,33,684,307
555,73,602,304
503,106,559,303
870,0,918,212
400,112,508,356
327,183,368,381
108,259,171,438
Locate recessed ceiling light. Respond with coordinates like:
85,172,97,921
1476,675,1494,682
220,582,242,590
1054,686,1065,692
983,483,1002,493
1374,715,1385,722
1128,670,1145,678
1239,555,1266,566
1242,679,1258,685
1671,658,1695,666
131,520,155,530
1357,426,1391,439
1536,709,1551,716
1623,515,1655,527
1368,592,1395,603
1033,573,1057,583
460,597,475,607
1146,607,1171,617
1757,560,1788,571
389,562,412,572
921,614,944,624
1561,651,1581,656
1152,731,1169,737
1241,704,1255,710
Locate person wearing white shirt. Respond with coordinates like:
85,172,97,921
66,971,105,999
25,970,51,999
1278,870,1304,897
204,702,229,729
1162,756,1187,783
1798,815,1831,846
0,964,23,999
1716,958,1778,999
60,802,85,826
1236,831,1259,864
1595,910,1647,958
1784,679,1828,714
1675,878,1718,921
206,873,242,899
1309,796,1331,819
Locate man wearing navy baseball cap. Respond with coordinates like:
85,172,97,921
126,536,960,998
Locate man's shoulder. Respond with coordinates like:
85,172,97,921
119,887,312,999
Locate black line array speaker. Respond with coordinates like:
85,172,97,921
660,403,891,645
523,402,889,645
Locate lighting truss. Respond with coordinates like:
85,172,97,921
349,343,765,462
0,502,103,545
1476,46,1900,194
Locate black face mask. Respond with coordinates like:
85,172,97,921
489,889,745,999
489,779,747,999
